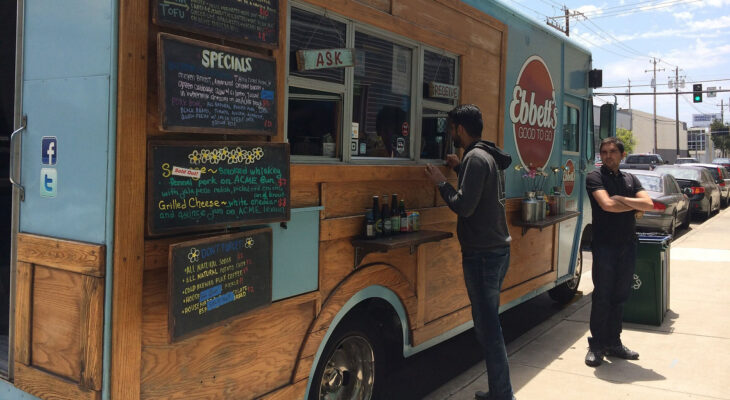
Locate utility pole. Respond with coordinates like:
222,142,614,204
627,78,632,109
674,67,680,157
717,99,725,124
645,58,665,154
546,6,584,37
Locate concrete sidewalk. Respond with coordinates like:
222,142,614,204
425,207,730,400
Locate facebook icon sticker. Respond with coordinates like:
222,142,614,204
41,136,57,165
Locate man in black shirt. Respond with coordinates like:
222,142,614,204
584,137,654,367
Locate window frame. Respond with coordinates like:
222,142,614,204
285,1,460,165
562,103,581,155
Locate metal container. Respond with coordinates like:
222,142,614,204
555,194,566,215
522,192,538,223
536,192,546,221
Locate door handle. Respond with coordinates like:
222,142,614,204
9,115,26,201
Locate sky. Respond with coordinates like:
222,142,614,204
500,0,730,128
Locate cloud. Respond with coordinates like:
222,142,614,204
674,11,693,20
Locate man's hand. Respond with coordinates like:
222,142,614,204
445,154,460,169
425,164,449,185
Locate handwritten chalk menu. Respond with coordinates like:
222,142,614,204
158,34,276,134
154,0,278,46
169,229,272,341
148,141,290,236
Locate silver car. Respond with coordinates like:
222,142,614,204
631,170,691,237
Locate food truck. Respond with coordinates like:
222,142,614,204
0,0,615,398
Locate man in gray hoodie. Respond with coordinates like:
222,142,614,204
425,104,514,400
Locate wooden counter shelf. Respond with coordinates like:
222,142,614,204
512,211,581,236
351,230,453,268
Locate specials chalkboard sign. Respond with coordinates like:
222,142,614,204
168,229,272,341
148,141,290,236
158,34,276,134
153,0,278,47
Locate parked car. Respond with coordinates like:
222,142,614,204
594,154,602,168
675,157,699,164
653,165,722,220
631,170,691,237
712,157,730,171
681,163,730,207
622,153,665,170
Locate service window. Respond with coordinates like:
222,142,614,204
563,104,579,153
352,31,413,159
287,7,346,158
421,50,458,160
286,3,460,164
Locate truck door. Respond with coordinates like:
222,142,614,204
556,97,586,280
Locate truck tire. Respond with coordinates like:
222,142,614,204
309,316,387,400
548,248,583,305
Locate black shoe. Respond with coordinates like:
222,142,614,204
475,391,516,400
585,348,604,367
606,344,639,360
475,391,490,400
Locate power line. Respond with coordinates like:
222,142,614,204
601,78,730,89
575,0,703,19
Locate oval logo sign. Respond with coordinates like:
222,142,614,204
563,159,576,196
509,56,558,170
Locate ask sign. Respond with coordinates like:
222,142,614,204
296,48,354,71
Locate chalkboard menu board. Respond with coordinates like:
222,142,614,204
148,141,290,236
153,0,278,47
158,34,276,134
168,229,272,341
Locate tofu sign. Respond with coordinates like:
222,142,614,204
296,48,354,71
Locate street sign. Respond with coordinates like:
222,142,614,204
707,86,717,98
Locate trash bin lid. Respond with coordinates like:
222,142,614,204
637,233,672,245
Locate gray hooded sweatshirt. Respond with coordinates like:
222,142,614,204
438,140,512,252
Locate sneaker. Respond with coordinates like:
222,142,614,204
585,348,604,367
606,344,639,360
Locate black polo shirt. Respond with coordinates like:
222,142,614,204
586,166,644,243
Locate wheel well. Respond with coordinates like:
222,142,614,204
339,298,404,355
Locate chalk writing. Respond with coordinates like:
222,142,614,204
148,141,289,235
169,229,272,341
154,0,278,46
159,34,276,133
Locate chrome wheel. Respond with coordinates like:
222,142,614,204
317,335,376,400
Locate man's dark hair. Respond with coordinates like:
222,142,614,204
599,137,624,153
447,104,483,138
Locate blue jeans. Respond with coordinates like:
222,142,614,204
462,247,513,400
589,239,637,350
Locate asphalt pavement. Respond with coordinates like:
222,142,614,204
424,206,730,400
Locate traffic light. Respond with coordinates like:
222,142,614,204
693,83,703,103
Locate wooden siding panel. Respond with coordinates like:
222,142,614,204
31,266,83,381
140,268,316,399
354,0,391,13
503,214,555,289
392,0,502,56
291,181,320,208
114,0,148,398
15,363,99,400
16,233,105,277
322,180,436,218
14,261,32,365
423,223,468,323
80,275,105,391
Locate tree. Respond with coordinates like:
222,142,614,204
710,119,730,157
616,128,636,154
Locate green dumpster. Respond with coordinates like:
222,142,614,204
623,234,671,326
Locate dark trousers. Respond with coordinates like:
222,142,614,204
462,246,513,400
589,239,637,350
